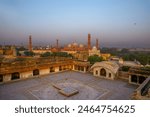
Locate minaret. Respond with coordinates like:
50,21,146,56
28,35,32,51
88,33,91,50
96,39,99,49
56,39,59,49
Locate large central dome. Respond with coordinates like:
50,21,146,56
73,42,78,46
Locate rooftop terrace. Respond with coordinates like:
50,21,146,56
0,71,137,100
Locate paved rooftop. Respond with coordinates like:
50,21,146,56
0,71,137,100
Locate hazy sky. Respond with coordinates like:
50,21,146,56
0,0,150,48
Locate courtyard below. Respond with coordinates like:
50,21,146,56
0,71,137,100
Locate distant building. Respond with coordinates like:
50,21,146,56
73,51,89,61
33,39,60,53
129,48,150,52
51,39,60,52
89,46,100,56
33,49,51,54
63,42,87,51
27,33,102,59
101,53,111,60
62,34,102,61
0,49,3,55
0,45,17,57
110,57,141,67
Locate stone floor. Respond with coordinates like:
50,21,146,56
0,71,137,100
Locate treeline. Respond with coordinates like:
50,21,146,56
101,48,150,65
88,55,103,64
40,52,73,58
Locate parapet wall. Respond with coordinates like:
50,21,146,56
0,57,90,84
132,77,150,99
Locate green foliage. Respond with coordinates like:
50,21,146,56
101,48,150,65
52,52,72,57
88,55,103,64
121,48,129,53
40,52,73,58
17,46,27,51
101,48,119,55
141,66,150,71
121,66,130,72
40,52,52,57
122,53,150,65
24,51,35,56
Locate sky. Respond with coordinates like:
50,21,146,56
0,0,150,48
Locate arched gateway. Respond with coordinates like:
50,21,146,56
100,68,106,77
33,69,39,76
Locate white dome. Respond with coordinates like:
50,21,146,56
68,44,71,47
92,46,97,50
73,42,78,46
79,44,84,48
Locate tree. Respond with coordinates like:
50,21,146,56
24,51,35,56
88,55,103,64
52,52,72,57
121,48,129,53
121,66,130,72
17,46,27,51
40,52,52,57
40,52,73,58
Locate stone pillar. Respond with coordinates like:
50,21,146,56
106,71,109,78
40,69,49,75
97,70,99,76
73,65,75,70
111,73,114,80
94,69,96,76
129,75,131,84
84,67,86,73
3,74,11,82
55,67,59,72
20,71,33,79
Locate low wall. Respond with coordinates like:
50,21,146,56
132,77,150,99
40,69,50,76
0,66,87,84
118,71,129,81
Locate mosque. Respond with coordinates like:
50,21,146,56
62,33,98,51
30,33,109,60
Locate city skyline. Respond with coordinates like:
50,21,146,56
0,0,150,48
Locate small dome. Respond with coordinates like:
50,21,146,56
79,44,84,48
68,44,71,47
92,46,97,50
